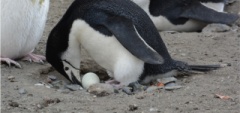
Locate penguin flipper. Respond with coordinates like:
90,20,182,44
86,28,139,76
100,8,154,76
180,2,239,25
102,16,163,64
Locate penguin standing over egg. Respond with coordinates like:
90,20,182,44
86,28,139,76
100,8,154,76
1,0,49,68
131,0,239,32
46,0,223,88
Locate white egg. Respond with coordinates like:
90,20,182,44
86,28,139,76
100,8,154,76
82,72,100,89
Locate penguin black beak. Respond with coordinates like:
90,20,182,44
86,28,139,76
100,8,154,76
71,71,82,86
62,60,82,85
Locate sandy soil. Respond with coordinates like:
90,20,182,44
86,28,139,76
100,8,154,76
1,0,240,113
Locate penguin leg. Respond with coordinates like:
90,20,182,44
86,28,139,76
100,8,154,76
21,51,46,63
0,57,21,68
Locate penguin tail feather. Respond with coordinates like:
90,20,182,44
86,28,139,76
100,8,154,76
188,64,227,72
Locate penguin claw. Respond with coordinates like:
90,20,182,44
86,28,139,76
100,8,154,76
22,53,46,64
0,58,22,68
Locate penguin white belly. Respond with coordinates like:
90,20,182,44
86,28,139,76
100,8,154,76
71,20,144,85
1,0,49,59
151,16,206,32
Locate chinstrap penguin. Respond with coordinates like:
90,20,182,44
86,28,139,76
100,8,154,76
1,0,49,68
131,0,239,32
46,0,223,88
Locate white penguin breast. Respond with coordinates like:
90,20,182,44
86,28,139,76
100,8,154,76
1,0,49,59
70,20,144,84
70,20,142,71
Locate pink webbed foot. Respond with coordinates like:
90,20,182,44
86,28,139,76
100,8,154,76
0,57,22,68
21,53,46,63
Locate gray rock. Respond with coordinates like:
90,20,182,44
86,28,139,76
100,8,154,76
19,88,27,94
8,76,15,82
122,87,133,95
129,104,138,111
157,77,177,84
149,108,159,112
202,24,231,33
48,75,57,81
51,80,67,89
88,83,114,97
164,82,182,90
146,86,161,93
65,84,83,91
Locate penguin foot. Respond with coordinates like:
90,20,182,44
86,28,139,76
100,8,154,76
0,57,22,68
21,53,46,63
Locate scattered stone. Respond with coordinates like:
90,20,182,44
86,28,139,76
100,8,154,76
202,24,231,33
129,104,138,111
36,104,43,109
38,98,61,108
34,82,45,86
146,86,159,93
135,94,146,99
57,88,70,94
51,80,67,89
8,76,15,82
65,84,83,91
122,87,133,95
88,83,114,97
149,108,159,112
13,86,19,90
164,82,182,90
128,82,147,92
27,94,33,97
157,77,177,84
9,101,19,107
45,84,54,89
18,88,27,94
48,75,57,81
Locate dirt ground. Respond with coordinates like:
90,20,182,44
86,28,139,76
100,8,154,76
1,0,240,113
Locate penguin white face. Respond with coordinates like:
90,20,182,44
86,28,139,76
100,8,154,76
61,60,81,84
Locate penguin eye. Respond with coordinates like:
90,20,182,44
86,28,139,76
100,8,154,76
64,67,69,71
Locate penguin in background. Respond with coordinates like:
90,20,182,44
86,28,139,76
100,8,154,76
1,0,49,68
131,0,239,32
46,0,223,87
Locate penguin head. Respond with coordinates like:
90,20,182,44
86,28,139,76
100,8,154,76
46,26,82,86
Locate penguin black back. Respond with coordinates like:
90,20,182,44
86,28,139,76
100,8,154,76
148,0,238,25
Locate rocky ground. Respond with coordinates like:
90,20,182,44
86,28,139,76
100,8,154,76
1,0,240,113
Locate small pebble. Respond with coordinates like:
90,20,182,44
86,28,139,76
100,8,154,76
146,86,159,93
34,82,45,86
18,88,27,94
57,88,70,94
14,86,19,90
37,104,43,109
164,82,182,90
157,77,177,84
129,104,138,111
8,76,15,82
65,84,83,91
51,80,67,89
149,108,159,112
122,87,133,95
9,101,19,107
202,24,231,33
48,75,57,81
135,94,146,99
88,83,114,97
